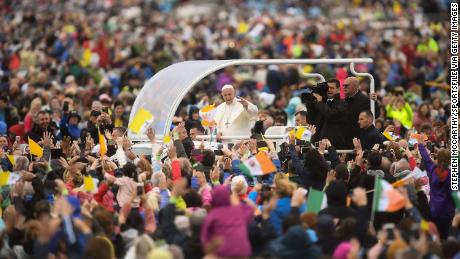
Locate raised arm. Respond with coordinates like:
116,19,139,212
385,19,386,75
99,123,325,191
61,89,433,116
418,144,435,176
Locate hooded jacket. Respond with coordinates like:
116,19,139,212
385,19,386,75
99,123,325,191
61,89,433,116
185,106,203,133
269,225,322,259
59,112,82,140
200,185,254,257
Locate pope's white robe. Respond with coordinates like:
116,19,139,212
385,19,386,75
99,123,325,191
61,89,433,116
214,99,258,137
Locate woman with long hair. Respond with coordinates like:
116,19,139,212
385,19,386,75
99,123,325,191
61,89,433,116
289,135,329,191
23,97,42,133
413,103,432,131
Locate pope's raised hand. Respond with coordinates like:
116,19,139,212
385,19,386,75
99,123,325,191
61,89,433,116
237,97,249,109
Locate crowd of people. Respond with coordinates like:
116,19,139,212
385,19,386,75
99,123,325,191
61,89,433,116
0,0,456,258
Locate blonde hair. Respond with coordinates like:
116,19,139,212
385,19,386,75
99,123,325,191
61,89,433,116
273,173,288,185
85,235,116,259
135,234,156,259
13,156,29,171
63,163,85,187
179,158,192,176
30,97,42,115
276,179,295,197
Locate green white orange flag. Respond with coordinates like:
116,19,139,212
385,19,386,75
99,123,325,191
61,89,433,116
372,178,406,213
239,151,277,176
452,191,460,210
307,188,327,213
128,108,154,134
199,104,217,128
391,174,414,188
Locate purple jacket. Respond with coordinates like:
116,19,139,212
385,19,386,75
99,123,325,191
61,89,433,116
419,144,454,219
200,185,254,257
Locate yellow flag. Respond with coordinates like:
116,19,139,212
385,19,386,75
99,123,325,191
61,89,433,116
128,108,154,134
163,135,171,144
0,172,10,186
199,104,216,128
237,22,249,34
99,130,107,156
421,219,429,231
84,175,96,192
28,137,43,157
7,155,15,166
393,1,402,16
289,129,296,138
383,131,394,141
295,127,305,140
80,48,92,67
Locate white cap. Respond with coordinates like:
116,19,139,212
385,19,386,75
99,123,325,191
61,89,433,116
221,84,234,91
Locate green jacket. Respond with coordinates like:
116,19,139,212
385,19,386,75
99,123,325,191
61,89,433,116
386,103,414,128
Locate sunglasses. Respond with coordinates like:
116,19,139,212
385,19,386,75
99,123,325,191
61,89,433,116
343,84,350,88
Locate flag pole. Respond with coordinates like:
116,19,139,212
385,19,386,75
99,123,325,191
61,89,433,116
370,175,378,224
209,127,213,145
27,137,33,163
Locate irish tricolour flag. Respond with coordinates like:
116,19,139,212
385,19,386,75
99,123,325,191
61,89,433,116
239,152,277,176
372,178,406,213
306,188,327,213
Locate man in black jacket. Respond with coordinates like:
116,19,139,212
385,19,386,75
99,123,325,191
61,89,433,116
28,111,56,143
312,79,348,149
343,77,372,148
82,110,113,144
358,110,384,151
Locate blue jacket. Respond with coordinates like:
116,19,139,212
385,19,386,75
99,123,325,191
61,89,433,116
59,113,82,140
269,197,306,235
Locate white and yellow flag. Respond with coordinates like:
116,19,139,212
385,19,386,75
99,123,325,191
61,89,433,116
199,104,217,128
129,108,154,134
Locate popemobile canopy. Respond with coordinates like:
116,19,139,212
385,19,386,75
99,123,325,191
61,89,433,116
129,58,374,139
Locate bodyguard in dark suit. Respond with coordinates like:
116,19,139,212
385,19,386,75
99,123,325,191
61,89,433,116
312,79,348,149
343,77,372,148
358,110,384,151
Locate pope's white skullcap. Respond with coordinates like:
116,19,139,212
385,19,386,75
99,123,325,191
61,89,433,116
221,84,234,91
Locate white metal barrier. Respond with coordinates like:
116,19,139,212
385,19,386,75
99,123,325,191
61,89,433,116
298,68,326,82
195,134,355,154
